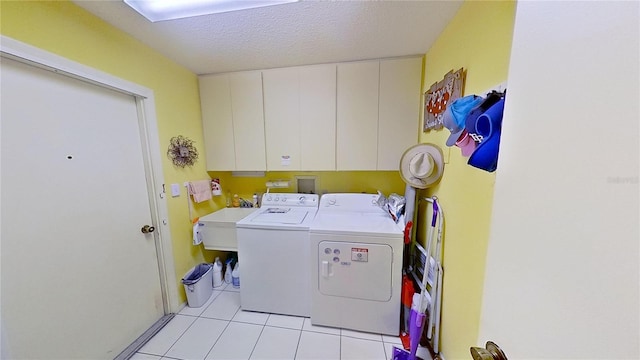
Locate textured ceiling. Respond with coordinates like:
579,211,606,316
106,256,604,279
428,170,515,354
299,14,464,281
74,0,463,75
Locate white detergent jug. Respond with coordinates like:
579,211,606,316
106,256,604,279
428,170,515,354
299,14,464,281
212,257,223,288
232,263,240,288
224,261,233,284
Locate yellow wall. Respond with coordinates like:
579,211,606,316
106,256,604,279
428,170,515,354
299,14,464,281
419,1,516,359
0,1,221,305
210,171,407,204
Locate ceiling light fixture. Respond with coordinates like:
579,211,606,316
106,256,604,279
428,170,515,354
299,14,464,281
123,0,299,22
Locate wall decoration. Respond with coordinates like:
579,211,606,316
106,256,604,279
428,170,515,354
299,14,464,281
167,135,199,167
423,68,465,132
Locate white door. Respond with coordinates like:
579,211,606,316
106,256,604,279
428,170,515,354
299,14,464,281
1,57,164,359
478,2,639,359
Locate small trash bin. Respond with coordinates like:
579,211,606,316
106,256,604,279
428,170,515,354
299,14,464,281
182,263,213,308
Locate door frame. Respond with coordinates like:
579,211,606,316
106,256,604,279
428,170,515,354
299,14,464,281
0,35,179,314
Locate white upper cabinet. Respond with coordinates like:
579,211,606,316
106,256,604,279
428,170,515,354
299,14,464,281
200,58,420,172
263,67,301,170
199,73,235,170
229,71,266,171
263,64,336,171
299,64,336,170
378,57,422,170
336,57,422,171
199,71,266,171
336,61,380,170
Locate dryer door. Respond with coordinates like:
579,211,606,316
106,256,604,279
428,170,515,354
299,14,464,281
318,241,393,302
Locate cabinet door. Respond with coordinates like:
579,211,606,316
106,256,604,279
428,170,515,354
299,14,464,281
263,67,301,170
229,71,266,171
300,64,336,171
336,61,380,170
378,57,422,170
199,74,236,170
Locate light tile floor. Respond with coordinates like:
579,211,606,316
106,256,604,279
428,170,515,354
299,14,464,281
131,283,432,360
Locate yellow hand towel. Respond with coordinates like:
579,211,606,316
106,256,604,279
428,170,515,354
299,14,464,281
188,180,212,203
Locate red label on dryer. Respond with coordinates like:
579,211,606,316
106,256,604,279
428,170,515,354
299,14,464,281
351,248,369,262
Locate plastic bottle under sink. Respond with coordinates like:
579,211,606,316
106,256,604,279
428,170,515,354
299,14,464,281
212,257,223,288
232,263,240,288
224,259,233,284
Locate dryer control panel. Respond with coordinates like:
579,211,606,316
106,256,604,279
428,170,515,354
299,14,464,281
318,193,381,210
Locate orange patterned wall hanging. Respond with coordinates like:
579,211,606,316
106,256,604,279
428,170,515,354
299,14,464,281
423,68,465,132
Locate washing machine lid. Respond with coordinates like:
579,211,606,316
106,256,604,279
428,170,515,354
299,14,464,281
237,207,318,230
310,211,403,237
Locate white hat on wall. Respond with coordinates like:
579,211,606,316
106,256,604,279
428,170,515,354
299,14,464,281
399,143,445,189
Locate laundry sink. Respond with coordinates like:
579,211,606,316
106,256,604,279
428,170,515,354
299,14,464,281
198,207,257,251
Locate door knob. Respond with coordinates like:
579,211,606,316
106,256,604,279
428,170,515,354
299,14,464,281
141,225,155,234
470,341,507,360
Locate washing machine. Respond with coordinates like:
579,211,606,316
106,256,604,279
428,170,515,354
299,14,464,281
309,193,404,335
236,192,319,317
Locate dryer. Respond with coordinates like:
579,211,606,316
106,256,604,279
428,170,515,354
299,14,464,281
309,193,404,335
236,193,319,317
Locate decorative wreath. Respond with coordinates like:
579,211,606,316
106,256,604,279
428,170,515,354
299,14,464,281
167,135,199,167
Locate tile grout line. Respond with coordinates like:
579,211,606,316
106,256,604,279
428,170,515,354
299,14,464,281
201,317,232,360
161,314,197,359
339,328,343,360
200,291,242,360
247,323,267,360
293,324,303,360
